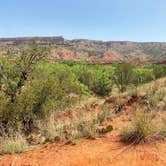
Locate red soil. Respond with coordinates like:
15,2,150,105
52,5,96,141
1,136,166,166
59,51,77,60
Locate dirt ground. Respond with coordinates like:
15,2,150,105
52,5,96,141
1,109,166,166
1,136,166,166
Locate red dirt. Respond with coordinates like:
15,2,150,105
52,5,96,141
1,137,166,166
59,51,77,60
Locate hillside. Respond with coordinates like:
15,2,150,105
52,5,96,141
0,36,166,63
1,77,166,166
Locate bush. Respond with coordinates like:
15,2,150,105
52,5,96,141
73,65,95,90
0,57,86,135
73,65,112,96
0,51,165,147
113,63,135,92
121,109,157,144
153,65,166,79
159,119,166,138
92,70,112,96
133,68,155,85
16,66,85,133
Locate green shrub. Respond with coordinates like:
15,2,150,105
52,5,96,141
113,63,135,92
0,51,86,135
92,70,112,96
74,65,95,90
73,65,112,96
133,68,155,85
153,65,166,79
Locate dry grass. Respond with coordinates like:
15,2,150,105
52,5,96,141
0,135,28,154
126,77,166,110
120,109,158,144
36,104,113,143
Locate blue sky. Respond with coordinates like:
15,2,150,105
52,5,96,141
0,0,166,41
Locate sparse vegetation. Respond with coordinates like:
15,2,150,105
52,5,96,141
0,135,28,154
0,43,165,154
37,104,113,143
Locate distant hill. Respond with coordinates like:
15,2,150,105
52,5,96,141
0,36,64,46
0,36,166,63
65,39,166,62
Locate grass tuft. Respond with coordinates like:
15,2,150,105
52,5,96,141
0,135,28,154
121,109,157,144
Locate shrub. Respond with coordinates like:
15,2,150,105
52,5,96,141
153,65,166,79
97,104,112,124
0,58,86,135
133,68,155,86
91,70,112,96
73,65,112,96
159,119,166,139
121,109,157,144
113,63,135,92
16,65,85,133
74,65,95,90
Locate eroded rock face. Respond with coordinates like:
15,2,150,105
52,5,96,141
59,51,77,60
0,36,166,63
103,50,124,62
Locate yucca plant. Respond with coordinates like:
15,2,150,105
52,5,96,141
121,109,157,144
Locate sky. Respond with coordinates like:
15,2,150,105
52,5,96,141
0,0,166,42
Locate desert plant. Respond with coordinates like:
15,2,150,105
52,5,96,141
153,65,166,79
0,43,50,103
113,63,135,92
159,119,166,139
73,65,113,96
92,70,112,96
37,106,112,143
121,109,157,144
97,104,112,124
0,135,28,154
133,68,154,86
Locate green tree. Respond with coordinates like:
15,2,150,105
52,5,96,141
0,42,50,102
113,63,135,92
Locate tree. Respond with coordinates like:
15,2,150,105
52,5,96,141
113,63,135,92
0,42,50,102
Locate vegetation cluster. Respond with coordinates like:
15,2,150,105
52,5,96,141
0,44,165,153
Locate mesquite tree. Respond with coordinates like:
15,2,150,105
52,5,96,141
0,42,50,103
